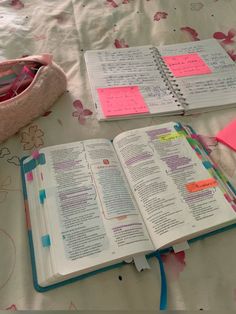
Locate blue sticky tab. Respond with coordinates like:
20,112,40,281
41,234,51,247
23,159,37,173
202,160,213,169
174,123,182,132
39,189,46,204
38,153,46,165
23,153,46,173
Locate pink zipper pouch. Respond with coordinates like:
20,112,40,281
0,54,67,143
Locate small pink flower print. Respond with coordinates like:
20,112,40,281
10,0,24,9
42,111,52,117
122,0,129,3
6,304,17,311
72,100,93,125
114,39,129,48
154,12,168,22
20,125,44,150
161,251,186,281
227,49,236,61
191,134,217,154
106,0,118,8
180,26,200,41
190,2,204,11
55,13,67,24
213,29,236,45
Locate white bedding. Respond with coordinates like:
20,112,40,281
1,0,236,310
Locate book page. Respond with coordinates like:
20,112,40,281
113,122,236,249
159,39,236,111
85,46,183,119
38,139,153,277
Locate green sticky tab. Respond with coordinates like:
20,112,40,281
227,181,236,195
41,234,51,247
186,137,198,147
215,168,224,180
38,153,46,165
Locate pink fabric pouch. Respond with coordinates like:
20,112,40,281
0,54,67,143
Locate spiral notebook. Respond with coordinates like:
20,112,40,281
85,39,236,121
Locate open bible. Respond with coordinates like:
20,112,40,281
85,39,236,120
21,122,236,291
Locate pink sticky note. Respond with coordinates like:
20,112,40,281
216,119,236,151
26,171,33,182
162,53,212,77
97,86,149,117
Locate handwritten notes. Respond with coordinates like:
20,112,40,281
163,53,212,77
216,119,236,151
97,86,149,117
186,178,217,193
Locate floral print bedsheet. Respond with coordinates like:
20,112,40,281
1,0,236,310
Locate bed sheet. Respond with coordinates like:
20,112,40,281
1,0,236,310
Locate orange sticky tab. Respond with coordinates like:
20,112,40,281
186,178,217,192
163,53,212,77
97,86,149,117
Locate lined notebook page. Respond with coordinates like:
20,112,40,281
159,39,236,111
85,46,183,120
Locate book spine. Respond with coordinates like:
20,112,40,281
149,47,189,108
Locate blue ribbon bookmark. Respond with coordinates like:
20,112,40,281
156,251,167,310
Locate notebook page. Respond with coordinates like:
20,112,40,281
85,46,183,120
158,39,236,111
177,69,236,111
159,39,235,72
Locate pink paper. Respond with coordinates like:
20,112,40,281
216,119,236,151
97,86,149,117
163,53,212,77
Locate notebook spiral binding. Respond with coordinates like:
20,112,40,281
149,47,189,108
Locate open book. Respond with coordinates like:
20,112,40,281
21,122,236,291
85,39,236,120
